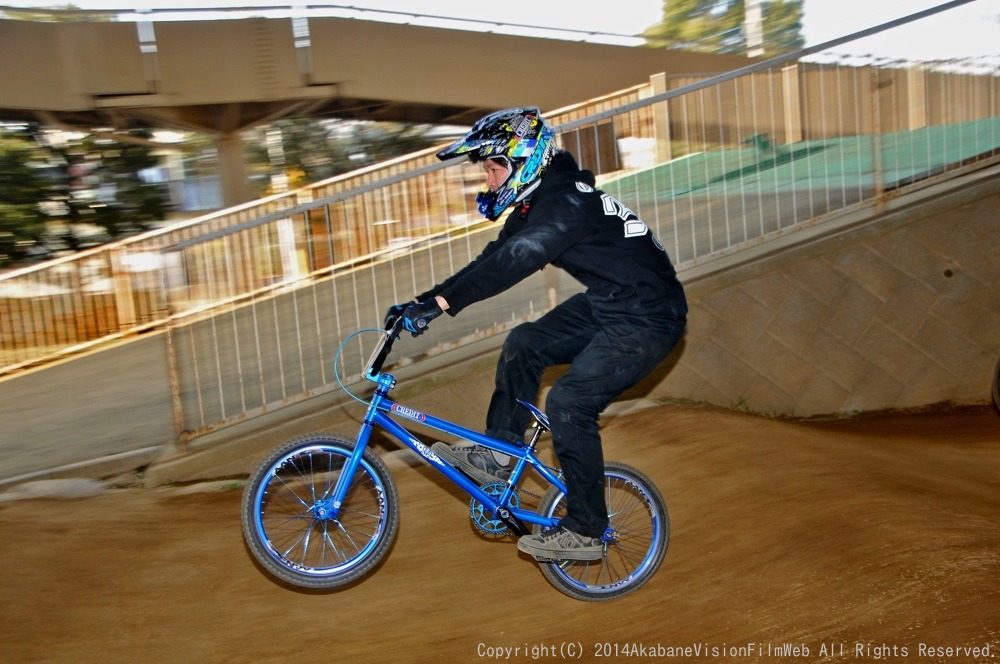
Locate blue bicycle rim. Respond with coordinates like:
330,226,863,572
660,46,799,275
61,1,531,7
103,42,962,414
251,444,389,577
544,469,664,595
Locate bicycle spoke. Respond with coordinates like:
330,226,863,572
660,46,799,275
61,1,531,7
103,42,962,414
244,435,398,588
270,472,313,511
538,464,667,600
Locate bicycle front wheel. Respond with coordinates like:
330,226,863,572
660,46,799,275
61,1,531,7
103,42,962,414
241,433,399,589
536,461,668,602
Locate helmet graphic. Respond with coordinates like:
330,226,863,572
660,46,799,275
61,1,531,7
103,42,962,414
436,107,556,221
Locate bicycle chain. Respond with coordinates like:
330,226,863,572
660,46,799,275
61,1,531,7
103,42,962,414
474,482,542,503
512,484,543,502
514,468,562,500
499,463,563,503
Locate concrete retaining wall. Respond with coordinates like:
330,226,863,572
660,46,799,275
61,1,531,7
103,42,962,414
659,175,999,416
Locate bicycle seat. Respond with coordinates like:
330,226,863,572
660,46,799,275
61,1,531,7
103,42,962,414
516,399,550,431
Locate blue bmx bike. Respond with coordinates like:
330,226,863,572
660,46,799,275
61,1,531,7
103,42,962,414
241,320,669,601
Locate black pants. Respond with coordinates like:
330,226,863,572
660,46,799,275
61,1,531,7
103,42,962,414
485,293,686,538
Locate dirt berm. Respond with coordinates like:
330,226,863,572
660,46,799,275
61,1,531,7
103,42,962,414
1,403,997,663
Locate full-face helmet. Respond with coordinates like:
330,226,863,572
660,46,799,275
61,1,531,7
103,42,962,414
436,107,555,221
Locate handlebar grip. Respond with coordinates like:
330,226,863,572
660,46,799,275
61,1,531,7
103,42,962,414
416,318,427,329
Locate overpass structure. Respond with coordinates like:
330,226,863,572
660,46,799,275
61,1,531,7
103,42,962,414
0,9,752,205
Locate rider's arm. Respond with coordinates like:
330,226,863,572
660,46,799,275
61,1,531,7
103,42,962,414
414,223,514,303
437,200,592,316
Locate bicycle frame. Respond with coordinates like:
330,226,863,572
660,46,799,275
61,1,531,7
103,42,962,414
328,325,565,537
243,321,670,600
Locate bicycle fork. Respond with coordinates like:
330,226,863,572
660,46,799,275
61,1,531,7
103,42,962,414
323,372,395,519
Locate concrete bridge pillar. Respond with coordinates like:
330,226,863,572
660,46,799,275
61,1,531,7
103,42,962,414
214,132,253,207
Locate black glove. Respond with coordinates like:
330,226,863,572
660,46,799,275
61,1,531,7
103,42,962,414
401,300,443,337
383,302,410,329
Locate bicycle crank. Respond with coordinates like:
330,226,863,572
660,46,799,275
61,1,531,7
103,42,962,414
469,482,522,535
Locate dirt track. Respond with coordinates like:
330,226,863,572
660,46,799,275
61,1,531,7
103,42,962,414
1,404,998,663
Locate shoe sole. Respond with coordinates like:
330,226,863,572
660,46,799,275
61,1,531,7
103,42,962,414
516,539,604,561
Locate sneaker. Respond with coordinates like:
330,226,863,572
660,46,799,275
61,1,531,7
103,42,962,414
517,526,604,561
431,441,511,485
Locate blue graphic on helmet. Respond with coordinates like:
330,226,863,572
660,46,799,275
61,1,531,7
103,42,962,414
437,108,556,221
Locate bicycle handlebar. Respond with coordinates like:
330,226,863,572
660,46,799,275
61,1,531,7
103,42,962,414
364,318,404,379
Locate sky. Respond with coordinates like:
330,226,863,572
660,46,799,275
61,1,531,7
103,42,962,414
1,0,997,60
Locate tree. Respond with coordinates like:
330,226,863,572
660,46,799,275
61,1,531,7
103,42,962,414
245,118,441,197
0,116,440,268
327,121,441,171
55,131,170,238
0,125,171,268
0,129,54,265
755,0,805,56
642,0,804,57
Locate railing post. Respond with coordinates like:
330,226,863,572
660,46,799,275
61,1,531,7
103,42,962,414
650,73,673,163
160,255,188,454
782,63,803,144
871,67,885,211
109,248,136,330
907,63,928,130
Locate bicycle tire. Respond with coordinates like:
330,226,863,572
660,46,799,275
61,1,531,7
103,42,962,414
535,461,668,602
241,433,399,589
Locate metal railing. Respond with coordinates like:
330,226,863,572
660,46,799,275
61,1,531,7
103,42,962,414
2,5,998,443
0,81,654,374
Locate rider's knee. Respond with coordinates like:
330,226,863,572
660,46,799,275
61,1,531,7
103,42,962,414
506,322,537,347
500,323,538,360
545,382,599,421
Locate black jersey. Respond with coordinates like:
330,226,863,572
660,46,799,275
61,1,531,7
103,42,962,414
420,151,687,322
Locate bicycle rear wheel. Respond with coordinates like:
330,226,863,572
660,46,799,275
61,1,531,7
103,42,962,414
535,461,668,601
242,433,399,589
